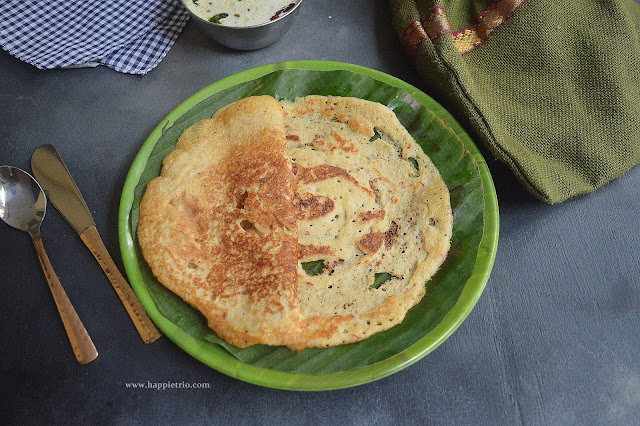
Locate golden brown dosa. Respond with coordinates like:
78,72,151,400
138,96,306,351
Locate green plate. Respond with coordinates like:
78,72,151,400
118,60,499,390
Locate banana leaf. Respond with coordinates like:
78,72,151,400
120,61,498,389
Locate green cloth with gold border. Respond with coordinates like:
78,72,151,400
390,0,640,203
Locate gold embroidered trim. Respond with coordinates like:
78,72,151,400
403,0,528,55
401,19,429,63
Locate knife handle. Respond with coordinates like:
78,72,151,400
79,226,162,344
31,232,99,364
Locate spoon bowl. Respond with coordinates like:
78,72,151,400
0,166,98,364
0,166,46,234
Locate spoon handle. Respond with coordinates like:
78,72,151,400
31,232,99,365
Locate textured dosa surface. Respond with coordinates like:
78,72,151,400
283,95,453,347
137,96,306,351
138,94,453,351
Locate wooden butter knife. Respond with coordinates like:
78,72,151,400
31,144,161,344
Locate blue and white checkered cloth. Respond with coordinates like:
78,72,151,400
0,0,189,75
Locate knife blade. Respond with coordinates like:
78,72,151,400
31,144,161,344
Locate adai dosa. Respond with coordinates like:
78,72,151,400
138,94,453,351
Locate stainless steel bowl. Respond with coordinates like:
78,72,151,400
181,0,303,50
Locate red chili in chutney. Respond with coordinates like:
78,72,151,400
270,3,296,21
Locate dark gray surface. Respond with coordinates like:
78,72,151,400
1,1,639,424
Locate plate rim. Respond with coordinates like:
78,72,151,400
118,60,499,390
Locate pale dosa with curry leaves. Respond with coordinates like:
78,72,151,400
283,95,452,347
137,96,306,351
137,95,452,351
